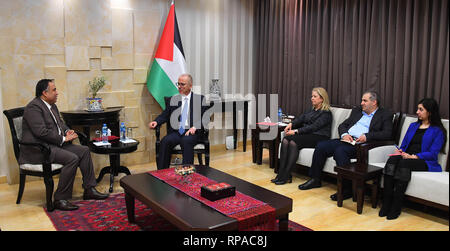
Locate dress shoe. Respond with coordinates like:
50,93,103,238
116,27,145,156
54,200,79,211
298,178,321,190
330,190,353,201
83,187,109,200
270,177,279,183
275,178,292,185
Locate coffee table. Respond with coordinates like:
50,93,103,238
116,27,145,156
120,165,293,231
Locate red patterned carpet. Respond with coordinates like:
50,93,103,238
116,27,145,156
45,193,312,231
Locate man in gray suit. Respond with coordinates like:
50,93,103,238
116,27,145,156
20,79,108,211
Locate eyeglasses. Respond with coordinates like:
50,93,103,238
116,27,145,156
176,82,189,87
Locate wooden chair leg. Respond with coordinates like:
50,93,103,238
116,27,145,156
205,153,210,166
197,153,203,165
16,173,26,204
44,176,55,211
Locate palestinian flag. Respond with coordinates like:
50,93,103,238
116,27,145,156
147,2,187,109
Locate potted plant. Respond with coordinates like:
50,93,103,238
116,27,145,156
86,76,106,111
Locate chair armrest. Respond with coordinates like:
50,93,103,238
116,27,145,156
155,125,161,142
356,140,396,165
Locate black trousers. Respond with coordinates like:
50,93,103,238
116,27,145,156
384,155,428,180
157,132,199,170
277,134,329,180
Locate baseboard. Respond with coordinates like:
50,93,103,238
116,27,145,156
210,140,252,152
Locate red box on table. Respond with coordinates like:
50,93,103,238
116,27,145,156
201,182,236,201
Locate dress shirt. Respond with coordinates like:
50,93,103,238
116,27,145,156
343,108,378,139
180,92,192,127
41,98,65,145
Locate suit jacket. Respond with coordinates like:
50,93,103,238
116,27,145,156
400,122,445,172
155,93,208,135
19,97,70,164
291,108,332,138
338,107,393,142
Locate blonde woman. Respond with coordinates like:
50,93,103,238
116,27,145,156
272,87,332,185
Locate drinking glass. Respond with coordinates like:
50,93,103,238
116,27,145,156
95,130,101,142
126,127,133,139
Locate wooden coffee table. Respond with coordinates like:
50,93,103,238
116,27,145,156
120,165,293,231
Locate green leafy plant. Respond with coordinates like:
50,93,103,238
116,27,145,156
88,76,106,98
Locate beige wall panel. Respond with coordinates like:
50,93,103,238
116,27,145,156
44,55,66,67
102,70,133,91
89,47,102,59
134,10,161,54
135,54,152,69
0,0,64,39
15,38,65,55
65,46,90,71
90,59,102,70
133,68,148,84
64,0,112,46
13,55,44,106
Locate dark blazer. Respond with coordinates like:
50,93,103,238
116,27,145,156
19,97,70,164
155,93,208,134
338,107,393,142
291,108,332,138
400,122,445,172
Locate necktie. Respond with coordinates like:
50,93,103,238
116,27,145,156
179,97,189,135
50,107,62,136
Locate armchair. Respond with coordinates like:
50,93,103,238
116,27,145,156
3,107,87,211
155,97,211,167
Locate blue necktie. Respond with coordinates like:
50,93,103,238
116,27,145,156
179,97,189,135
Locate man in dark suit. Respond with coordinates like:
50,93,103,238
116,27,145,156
20,79,108,211
298,91,393,200
149,74,208,170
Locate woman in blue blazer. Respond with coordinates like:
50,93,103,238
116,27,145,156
379,98,447,220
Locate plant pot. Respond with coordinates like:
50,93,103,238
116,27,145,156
86,98,103,112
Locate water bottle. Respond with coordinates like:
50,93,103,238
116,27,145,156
120,122,126,140
278,107,283,122
102,124,108,143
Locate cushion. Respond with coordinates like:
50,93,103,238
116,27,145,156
329,107,352,139
20,163,63,172
173,144,205,150
405,172,449,206
13,117,23,141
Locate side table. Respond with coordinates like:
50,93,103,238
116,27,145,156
334,163,383,214
88,139,139,193
251,124,286,173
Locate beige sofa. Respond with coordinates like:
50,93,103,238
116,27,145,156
279,109,449,211
368,116,449,211
279,106,354,175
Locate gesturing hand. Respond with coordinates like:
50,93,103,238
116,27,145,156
149,121,158,129
185,127,197,136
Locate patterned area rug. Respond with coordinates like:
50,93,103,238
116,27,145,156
45,193,313,231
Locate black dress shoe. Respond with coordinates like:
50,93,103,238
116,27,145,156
83,187,109,200
54,200,79,211
298,178,321,190
270,177,279,183
275,178,292,185
330,190,353,201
